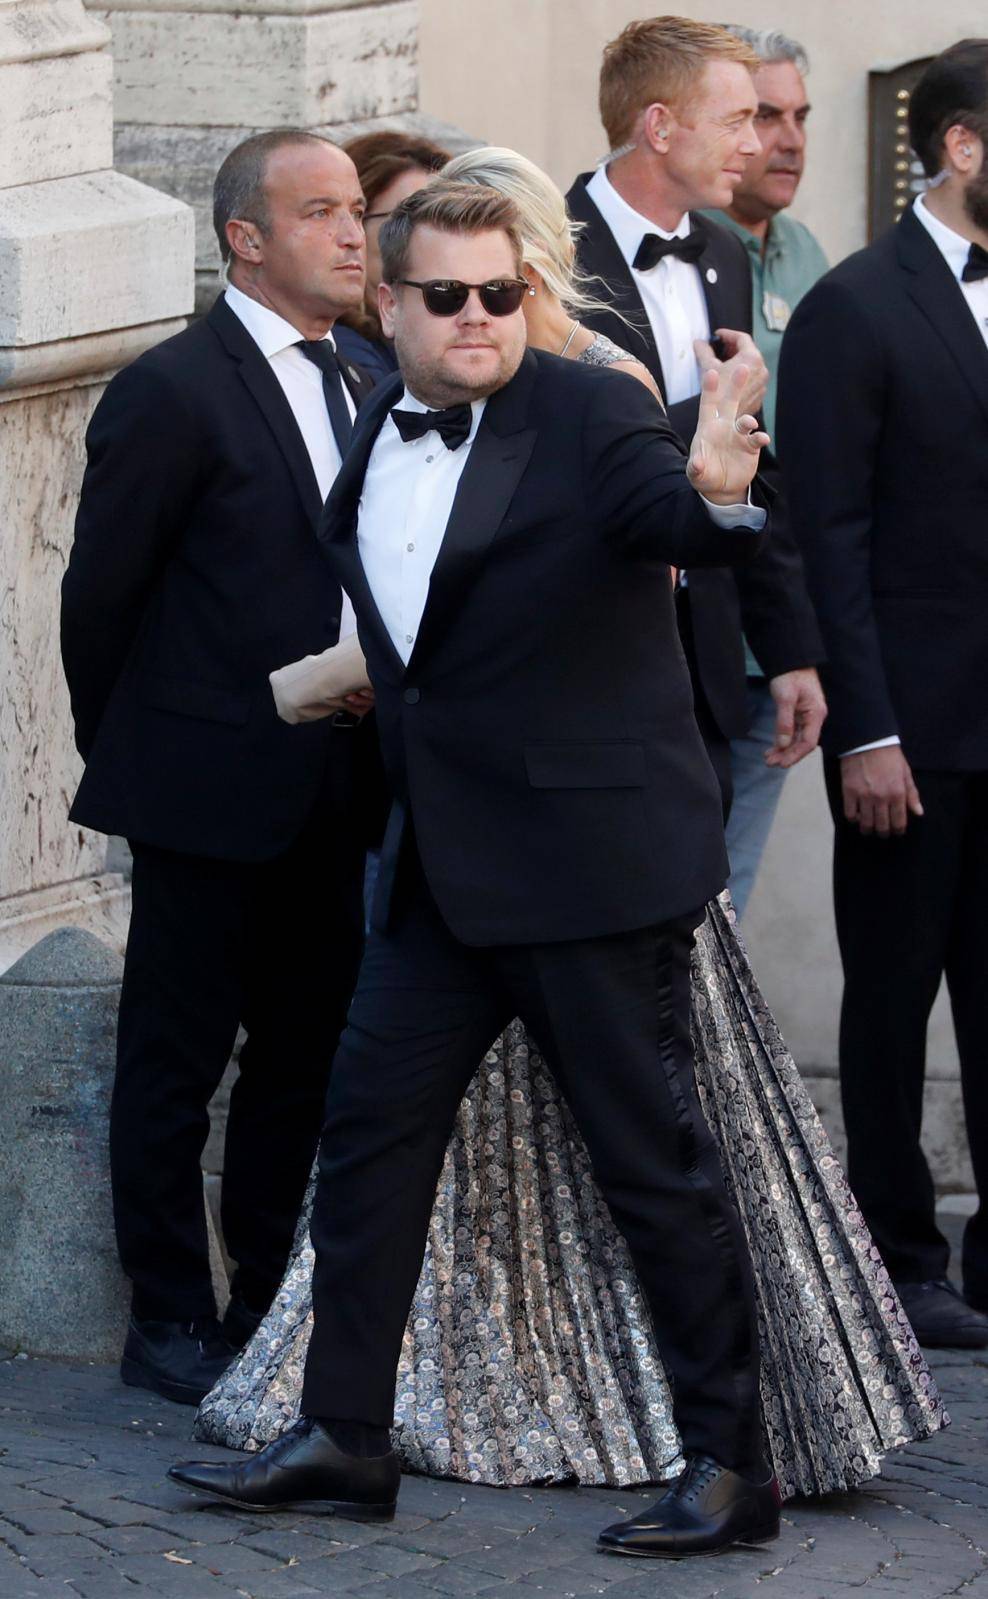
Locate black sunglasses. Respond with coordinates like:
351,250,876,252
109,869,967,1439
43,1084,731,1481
398,278,529,317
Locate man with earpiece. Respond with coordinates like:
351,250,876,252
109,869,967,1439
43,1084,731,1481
61,130,381,1405
568,15,827,823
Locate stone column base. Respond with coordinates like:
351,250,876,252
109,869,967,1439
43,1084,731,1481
0,876,131,974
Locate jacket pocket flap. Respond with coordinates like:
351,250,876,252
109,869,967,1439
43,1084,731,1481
524,741,646,789
143,675,250,726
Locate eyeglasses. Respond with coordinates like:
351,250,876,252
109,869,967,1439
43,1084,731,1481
397,278,529,317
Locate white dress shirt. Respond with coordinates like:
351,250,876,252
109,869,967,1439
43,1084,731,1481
224,283,357,638
585,164,710,405
842,198,988,757
356,389,762,666
358,391,486,665
914,193,988,350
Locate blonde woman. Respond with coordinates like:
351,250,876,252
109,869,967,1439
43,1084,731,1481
444,145,666,402
198,154,946,1498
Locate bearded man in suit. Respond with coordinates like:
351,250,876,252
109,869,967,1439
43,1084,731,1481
567,15,826,818
61,130,380,1404
778,40,988,1351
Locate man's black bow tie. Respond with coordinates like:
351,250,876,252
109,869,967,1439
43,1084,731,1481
633,230,706,271
962,242,988,284
391,404,473,451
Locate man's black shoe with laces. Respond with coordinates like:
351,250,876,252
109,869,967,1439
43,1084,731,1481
895,1279,988,1349
598,1454,781,1559
121,1316,234,1405
168,1418,399,1520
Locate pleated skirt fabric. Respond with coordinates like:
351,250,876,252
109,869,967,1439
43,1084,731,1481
194,896,947,1497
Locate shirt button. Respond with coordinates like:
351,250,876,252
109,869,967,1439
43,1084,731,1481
403,686,420,705
406,542,415,552
425,454,434,463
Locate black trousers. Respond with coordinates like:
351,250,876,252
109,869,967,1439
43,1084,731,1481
676,587,734,823
825,759,988,1300
113,787,365,1322
302,852,764,1475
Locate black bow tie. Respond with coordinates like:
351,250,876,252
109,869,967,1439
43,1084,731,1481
962,242,988,283
633,230,706,272
391,404,473,451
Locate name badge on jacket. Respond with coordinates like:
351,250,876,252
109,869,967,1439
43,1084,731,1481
763,292,792,333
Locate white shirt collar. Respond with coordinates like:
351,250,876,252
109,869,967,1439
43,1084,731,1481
392,386,487,446
585,164,691,270
224,282,338,359
913,194,976,284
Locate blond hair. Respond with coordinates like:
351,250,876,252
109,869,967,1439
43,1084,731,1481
441,146,606,315
379,180,523,284
600,15,760,149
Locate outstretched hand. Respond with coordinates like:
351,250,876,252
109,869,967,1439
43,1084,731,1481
687,364,769,505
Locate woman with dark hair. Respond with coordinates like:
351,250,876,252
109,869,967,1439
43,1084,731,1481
334,131,450,381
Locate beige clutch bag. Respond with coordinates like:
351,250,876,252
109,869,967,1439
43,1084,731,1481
269,633,371,724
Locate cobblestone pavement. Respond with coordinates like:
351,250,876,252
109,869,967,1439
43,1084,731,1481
3,1207,987,1599
2,1342,986,1599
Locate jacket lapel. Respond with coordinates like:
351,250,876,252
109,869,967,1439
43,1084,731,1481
897,205,988,429
408,352,539,671
567,174,669,396
319,375,407,678
337,355,378,409
208,296,324,531
691,213,739,336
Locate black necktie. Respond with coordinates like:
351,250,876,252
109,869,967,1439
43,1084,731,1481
297,340,354,457
633,230,706,272
391,404,473,452
962,242,988,284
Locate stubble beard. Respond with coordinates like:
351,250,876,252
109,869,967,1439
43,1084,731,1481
398,343,524,410
963,166,988,233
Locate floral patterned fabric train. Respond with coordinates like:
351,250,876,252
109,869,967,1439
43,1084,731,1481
195,895,947,1499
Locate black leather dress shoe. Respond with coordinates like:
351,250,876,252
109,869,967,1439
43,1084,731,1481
896,1279,988,1349
168,1417,399,1520
121,1316,234,1405
598,1454,781,1559
221,1293,267,1353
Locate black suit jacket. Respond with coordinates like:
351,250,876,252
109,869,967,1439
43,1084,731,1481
777,204,988,768
61,295,381,861
319,348,767,946
567,173,823,738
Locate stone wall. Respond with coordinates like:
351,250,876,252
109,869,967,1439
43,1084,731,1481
0,0,194,972
94,0,470,310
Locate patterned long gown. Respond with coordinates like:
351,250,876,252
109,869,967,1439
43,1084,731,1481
195,334,946,1494
195,896,947,1499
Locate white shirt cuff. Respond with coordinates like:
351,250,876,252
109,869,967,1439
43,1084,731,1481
840,735,901,757
698,491,767,531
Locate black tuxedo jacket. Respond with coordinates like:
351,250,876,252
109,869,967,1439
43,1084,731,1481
567,173,823,737
319,348,768,946
62,295,381,861
777,205,988,768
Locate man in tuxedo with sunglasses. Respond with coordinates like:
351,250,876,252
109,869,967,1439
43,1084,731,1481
567,15,825,815
62,130,380,1405
170,180,783,1559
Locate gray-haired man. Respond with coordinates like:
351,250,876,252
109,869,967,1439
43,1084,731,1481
705,27,829,916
